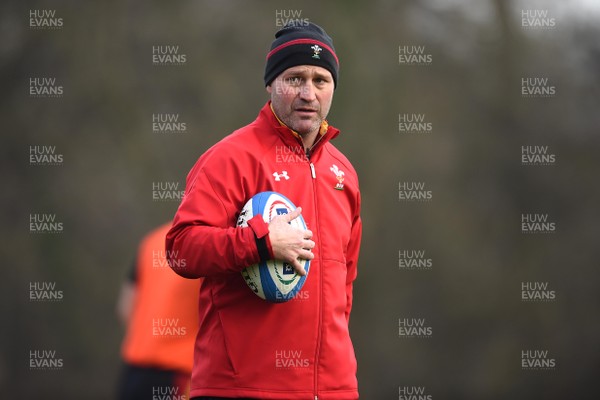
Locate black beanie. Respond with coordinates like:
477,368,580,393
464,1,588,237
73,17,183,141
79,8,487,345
264,22,339,88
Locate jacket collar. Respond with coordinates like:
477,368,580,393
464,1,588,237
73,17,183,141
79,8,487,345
258,101,340,156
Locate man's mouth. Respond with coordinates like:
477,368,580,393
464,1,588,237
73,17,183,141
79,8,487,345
294,107,318,115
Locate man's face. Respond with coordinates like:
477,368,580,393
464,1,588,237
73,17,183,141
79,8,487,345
267,65,334,137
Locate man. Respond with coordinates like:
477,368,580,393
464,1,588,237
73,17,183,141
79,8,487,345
166,22,362,400
117,222,201,400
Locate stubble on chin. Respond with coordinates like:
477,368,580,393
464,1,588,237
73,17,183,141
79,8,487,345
287,112,322,136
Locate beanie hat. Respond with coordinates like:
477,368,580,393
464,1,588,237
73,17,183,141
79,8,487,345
264,22,339,88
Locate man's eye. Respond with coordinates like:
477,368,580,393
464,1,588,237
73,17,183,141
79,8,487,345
287,77,302,85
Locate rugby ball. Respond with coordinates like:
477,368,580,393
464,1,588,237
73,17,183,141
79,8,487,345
236,191,310,303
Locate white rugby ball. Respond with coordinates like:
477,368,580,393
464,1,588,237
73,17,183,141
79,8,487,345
236,191,310,303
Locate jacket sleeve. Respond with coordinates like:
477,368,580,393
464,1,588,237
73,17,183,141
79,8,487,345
165,164,271,279
344,207,362,322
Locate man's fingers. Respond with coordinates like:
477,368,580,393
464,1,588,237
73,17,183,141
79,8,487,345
303,239,315,250
298,248,314,260
268,205,315,272
291,258,307,276
283,206,302,223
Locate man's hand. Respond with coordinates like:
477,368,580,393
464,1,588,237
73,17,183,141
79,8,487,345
268,207,314,276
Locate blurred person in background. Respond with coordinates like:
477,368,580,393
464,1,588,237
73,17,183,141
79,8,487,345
116,222,202,400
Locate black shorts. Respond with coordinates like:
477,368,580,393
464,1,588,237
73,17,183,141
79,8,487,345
117,363,189,400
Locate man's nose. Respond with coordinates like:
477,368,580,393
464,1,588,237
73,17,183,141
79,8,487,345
298,82,316,102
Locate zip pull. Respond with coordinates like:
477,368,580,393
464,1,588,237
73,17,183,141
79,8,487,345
310,163,316,179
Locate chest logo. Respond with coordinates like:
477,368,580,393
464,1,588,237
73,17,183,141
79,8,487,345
273,171,290,181
330,164,345,190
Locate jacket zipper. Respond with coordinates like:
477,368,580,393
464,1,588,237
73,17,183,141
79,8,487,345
306,151,322,400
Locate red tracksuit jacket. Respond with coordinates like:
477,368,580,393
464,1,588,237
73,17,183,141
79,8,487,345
166,102,362,399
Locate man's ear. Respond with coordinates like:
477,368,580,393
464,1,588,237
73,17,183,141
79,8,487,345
266,84,272,94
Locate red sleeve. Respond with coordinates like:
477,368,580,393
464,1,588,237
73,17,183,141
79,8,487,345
165,164,269,279
344,200,362,322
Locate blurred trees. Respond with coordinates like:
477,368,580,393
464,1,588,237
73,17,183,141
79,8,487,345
2,0,599,398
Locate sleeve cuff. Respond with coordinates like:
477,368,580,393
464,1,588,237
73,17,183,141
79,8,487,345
247,214,274,262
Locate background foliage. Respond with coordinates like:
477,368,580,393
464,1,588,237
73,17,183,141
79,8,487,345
2,0,599,398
